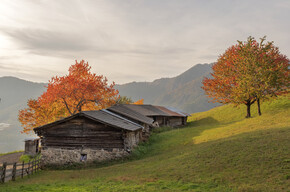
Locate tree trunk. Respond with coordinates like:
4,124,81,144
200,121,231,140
246,102,251,118
257,98,261,116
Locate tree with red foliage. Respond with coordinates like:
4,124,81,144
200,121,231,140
19,60,119,134
202,37,289,118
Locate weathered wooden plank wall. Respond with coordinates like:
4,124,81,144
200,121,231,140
40,117,124,150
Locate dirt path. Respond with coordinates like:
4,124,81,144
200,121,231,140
0,152,23,164
0,152,25,182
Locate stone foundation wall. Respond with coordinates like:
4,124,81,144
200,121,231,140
141,124,150,141
41,147,129,165
123,131,140,150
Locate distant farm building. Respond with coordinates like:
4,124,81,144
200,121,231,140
107,104,154,140
34,110,143,165
116,104,189,127
24,138,40,156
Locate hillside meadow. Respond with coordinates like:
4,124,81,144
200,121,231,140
0,96,289,191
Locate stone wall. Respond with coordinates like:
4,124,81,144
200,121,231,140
141,124,150,141
41,147,129,165
123,131,140,151
41,130,142,165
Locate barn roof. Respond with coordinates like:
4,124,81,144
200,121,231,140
24,138,40,142
34,110,143,132
164,106,191,116
107,104,154,125
83,110,144,131
164,106,191,117
122,104,169,116
114,104,190,117
154,106,185,117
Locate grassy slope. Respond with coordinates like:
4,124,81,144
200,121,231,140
0,151,23,157
1,96,289,192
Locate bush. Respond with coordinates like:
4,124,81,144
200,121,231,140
19,153,41,163
151,126,174,133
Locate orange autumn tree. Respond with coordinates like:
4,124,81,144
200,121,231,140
18,99,66,133
133,99,144,105
202,37,289,118
19,60,119,134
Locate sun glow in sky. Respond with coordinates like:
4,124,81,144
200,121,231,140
0,0,289,84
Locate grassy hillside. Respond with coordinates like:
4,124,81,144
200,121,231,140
1,96,289,191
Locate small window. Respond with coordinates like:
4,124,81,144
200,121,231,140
80,154,87,162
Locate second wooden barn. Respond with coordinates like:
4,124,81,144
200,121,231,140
155,106,189,127
107,104,154,140
116,104,189,127
34,110,143,165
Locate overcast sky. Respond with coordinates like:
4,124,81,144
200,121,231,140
0,0,289,84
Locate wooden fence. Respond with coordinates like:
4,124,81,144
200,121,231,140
0,156,41,183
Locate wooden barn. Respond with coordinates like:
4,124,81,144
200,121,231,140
107,104,154,140
155,106,189,127
34,110,143,165
118,104,189,127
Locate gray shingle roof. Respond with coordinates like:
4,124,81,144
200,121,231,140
107,105,154,125
164,106,191,116
154,106,185,117
123,104,169,116
34,110,143,132
82,110,143,131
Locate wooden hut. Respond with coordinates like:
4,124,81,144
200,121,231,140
120,104,189,127
107,104,154,140
122,104,169,126
155,106,189,127
34,110,143,165
24,138,40,156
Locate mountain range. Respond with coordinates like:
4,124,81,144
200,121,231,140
0,63,216,153
116,63,217,113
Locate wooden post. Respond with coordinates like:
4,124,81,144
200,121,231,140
35,158,37,173
21,161,24,178
31,159,34,175
34,158,37,174
37,156,40,171
35,157,37,173
0,164,2,184
28,160,31,178
33,158,36,174
39,156,42,170
37,157,39,171
32,158,34,174
12,162,17,181
1,162,7,183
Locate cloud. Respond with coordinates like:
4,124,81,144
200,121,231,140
2,28,93,51
0,0,289,84
0,123,10,131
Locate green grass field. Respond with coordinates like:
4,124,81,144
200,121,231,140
1,96,289,191
0,151,23,157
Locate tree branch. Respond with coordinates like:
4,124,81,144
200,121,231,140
62,98,72,115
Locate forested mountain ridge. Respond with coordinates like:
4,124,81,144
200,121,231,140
116,63,217,113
